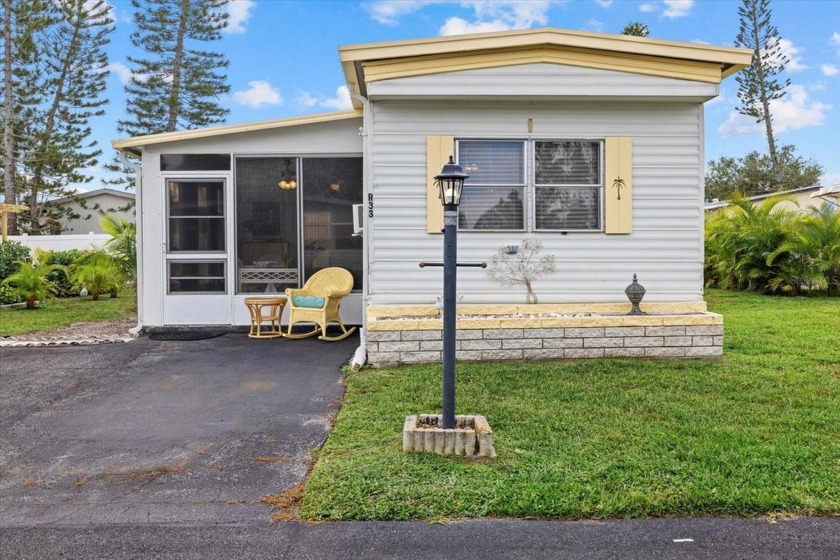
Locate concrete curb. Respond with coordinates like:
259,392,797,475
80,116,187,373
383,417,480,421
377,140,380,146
0,334,137,347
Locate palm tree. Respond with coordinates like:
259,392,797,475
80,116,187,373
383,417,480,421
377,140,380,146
1,251,66,309
767,202,840,295
705,194,795,292
71,247,124,301
99,213,137,285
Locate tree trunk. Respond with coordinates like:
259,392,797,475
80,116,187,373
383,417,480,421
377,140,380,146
29,12,82,236
3,0,18,234
525,279,537,304
165,0,189,132
749,0,781,189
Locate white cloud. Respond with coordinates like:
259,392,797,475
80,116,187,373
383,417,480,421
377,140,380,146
83,0,115,24
594,0,613,7
831,32,840,46
294,90,320,109
662,0,694,18
440,17,510,35
639,3,656,13
108,62,133,85
294,86,353,111
224,0,255,34
587,19,604,32
775,38,807,72
364,1,437,25
108,62,151,84
438,0,550,36
322,86,353,110
234,80,282,108
718,84,831,136
821,64,839,76
365,1,551,35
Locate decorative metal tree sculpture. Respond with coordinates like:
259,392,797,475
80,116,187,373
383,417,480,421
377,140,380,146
487,239,557,304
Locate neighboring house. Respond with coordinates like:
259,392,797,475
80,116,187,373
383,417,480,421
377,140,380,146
47,188,135,234
112,28,750,337
704,185,839,212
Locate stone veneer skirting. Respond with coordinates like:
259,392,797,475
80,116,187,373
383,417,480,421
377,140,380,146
365,302,723,368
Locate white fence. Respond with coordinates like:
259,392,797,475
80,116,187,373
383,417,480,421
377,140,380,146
7,233,110,252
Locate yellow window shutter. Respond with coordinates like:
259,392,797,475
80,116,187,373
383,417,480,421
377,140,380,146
604,137,633,234
426,136,454,234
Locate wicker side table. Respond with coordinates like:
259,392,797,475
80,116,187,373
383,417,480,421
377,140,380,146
244,296,287,339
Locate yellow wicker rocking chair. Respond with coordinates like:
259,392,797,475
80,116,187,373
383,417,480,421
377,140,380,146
284,267,357,341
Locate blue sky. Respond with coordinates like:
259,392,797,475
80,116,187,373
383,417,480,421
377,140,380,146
95,0,840,189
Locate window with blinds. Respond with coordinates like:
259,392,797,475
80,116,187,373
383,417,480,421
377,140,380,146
456,139,603,232
534,141,602,231
457,140,525,230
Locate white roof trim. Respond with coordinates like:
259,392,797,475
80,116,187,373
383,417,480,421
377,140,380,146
112,110,363,151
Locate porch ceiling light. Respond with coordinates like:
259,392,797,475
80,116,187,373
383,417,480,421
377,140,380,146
434,156,469,207
278,159,297,190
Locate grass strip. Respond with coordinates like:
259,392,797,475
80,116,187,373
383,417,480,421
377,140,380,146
0,292,136,336
301,290,840,520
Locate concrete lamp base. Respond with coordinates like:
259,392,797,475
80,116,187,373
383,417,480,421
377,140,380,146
402,414,496,458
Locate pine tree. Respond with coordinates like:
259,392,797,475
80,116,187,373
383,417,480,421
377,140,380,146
23,0,113,234
621,22,649,37
734,0,790,188
106,0,231,188
120,0,230,136
1,0,53,234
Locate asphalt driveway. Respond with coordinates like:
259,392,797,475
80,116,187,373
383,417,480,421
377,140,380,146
0,332,358,526
2,332,839,559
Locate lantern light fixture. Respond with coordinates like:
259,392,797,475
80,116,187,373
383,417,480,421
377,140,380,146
434,156,469,207
277,159,297,190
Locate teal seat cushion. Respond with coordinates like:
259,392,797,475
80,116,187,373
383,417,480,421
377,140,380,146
293,295,325,308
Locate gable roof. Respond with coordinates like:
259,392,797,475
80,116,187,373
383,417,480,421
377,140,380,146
49,188,135,205
112,110,362,153
704,185,829,211
340,27,752,106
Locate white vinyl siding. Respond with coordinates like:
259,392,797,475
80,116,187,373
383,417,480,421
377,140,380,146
368,98,704,305
367,63,719,100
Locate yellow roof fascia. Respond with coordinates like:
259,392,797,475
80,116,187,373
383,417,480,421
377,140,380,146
363,45,725,85
112,109,363,151
340,27,752,94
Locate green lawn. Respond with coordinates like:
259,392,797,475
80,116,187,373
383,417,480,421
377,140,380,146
0,292,136,336
301,290,840,520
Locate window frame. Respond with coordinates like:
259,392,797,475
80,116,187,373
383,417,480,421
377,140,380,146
455,138,606,233
167,259,227,295
531,139,605,233
455,139,527,232
165,178,227,254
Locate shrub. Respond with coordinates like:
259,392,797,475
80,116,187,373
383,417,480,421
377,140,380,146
0,283,21,305
1,259,66,309
0,240,31,282
71,249,124,301
706,197,840,296
45,249,83,297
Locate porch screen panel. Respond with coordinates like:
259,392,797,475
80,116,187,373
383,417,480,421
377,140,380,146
235,157,299,294
167,180,225,252
301,158,363,289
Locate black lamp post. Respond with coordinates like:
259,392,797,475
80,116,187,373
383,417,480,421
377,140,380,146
434,156,469,429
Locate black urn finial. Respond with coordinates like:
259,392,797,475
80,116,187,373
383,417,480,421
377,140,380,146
625,274,646,316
